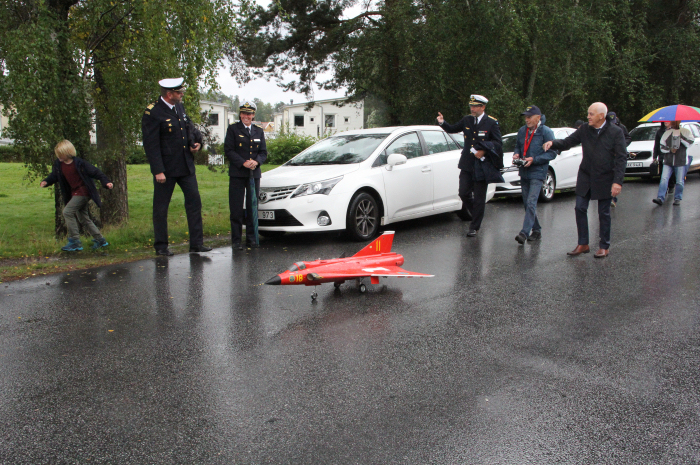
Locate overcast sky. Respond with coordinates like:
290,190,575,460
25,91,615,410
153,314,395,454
214,0,369,105
215,66,344,106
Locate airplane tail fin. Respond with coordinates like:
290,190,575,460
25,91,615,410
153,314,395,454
353,231,394,257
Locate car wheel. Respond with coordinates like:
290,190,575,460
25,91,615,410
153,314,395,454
539,170,555,202
259,231,286,239
346,192,380,241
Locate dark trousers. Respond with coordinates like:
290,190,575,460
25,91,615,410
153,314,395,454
153,173,203,251
575,189,611,250
229,176,260,245
459,170,488,231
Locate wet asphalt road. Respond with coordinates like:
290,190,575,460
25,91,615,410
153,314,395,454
2,178,700,464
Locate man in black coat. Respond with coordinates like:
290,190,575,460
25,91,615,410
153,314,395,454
437,94,503,237
223,100,268,249
544,102,627,258
607,111,632,207
141,78,211,256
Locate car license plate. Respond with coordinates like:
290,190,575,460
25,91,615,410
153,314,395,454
627,162,642,167
258,210,275,220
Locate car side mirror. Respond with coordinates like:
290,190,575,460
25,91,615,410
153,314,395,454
385,153,407,171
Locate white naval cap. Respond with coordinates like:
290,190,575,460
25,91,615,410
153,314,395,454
239,100,257,113
469,94,488,105
158,78,185,90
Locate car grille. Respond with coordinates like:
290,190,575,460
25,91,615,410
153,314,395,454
258,210,304,227
629,151,651,160
258,185,298,204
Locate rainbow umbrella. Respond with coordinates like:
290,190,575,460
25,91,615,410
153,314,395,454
639,104,700,122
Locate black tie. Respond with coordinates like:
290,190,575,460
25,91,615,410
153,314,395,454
248,127,252,137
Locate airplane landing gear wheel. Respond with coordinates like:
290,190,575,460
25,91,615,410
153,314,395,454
334,282,342,289
359,283,367,294
311,290,318,301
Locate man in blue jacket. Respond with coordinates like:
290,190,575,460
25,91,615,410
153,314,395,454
512,106,557,244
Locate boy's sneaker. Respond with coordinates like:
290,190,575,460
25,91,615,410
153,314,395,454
673,199,681,206
61,238,83,252
92,238,109,249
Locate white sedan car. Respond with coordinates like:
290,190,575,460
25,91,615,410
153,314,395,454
494,127,582,201
626,122,700,177
258,126,495,240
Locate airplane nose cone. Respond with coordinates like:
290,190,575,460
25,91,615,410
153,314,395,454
265,275,282,285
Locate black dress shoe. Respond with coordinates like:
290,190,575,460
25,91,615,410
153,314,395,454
515,232,527,244
156,249,174,256
652,197,663,206
466,229,478,237
232,242,243,250
189,245,212,253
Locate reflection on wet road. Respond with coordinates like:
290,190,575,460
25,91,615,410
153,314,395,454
1,180,699,463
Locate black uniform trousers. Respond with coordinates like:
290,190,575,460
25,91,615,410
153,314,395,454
459,170,488,231
153,173,203,251
229,176,260,245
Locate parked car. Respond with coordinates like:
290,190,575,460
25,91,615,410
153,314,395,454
258,126,496,240
626,122,700,177
493,128,582,202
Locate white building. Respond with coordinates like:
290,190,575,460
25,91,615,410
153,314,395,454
278,98,364,138
0,106,11,145
199,100,231,146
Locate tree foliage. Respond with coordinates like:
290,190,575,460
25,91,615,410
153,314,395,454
0,0,237,231
233,0,700,134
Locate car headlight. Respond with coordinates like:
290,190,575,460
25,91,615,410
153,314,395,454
291,176,343,198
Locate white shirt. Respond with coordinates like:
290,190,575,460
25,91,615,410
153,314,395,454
160,96,175,111
474,113,485,125
244,124,252,132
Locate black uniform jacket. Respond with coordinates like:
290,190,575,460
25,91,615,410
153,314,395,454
141,98,198,177
440,113,502,171
550,117,627,200
42,157,111,208
223,121,268,179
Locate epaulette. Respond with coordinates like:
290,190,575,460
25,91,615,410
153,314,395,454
254,123,262,128
488,115,498,121
144,103,155,115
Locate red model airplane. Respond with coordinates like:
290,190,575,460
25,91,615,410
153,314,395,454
265,231,434,300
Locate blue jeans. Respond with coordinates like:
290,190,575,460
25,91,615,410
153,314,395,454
520,178,543,235
657,165,685,201
575,190,611,250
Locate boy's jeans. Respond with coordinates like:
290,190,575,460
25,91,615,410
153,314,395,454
520,178,543,236
63,196,103,241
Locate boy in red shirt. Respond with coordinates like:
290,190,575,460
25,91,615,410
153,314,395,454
40,140,113,251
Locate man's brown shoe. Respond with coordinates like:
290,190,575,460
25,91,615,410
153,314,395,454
594,249,609,258
567,245,590,256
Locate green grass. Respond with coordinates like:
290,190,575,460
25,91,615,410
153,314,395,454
0,163,279,280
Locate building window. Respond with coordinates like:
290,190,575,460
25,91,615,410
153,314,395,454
344,117,349,123
294,115,304,127
310,117,315,122
325,114,335,128
208,113,219,126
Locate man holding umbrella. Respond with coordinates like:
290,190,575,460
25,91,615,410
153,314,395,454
224,100,267,250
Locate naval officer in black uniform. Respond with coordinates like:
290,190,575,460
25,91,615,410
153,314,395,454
438,94,503,237
223,101,268,250
141,78,212,255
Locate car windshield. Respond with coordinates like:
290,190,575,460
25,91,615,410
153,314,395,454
502,134,517,153
287,134,389,165
630,126,662,142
